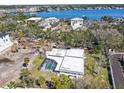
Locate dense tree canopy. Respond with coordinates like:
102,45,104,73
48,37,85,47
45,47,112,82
51,74,74,89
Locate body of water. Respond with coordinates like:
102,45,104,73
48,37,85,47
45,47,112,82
31,9,124,20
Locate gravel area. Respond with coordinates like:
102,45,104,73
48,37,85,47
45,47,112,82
0,48,39,87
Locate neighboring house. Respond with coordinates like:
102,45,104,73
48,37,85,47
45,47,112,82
29,7,38,12
71,18,84,30
45,17,59,23
41,48,85,78
26,17,42,22
39,17,60,30
0,32,13,53
39,21,51,30
60,25,73,32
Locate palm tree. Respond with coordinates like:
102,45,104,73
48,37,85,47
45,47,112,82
101,16,113,23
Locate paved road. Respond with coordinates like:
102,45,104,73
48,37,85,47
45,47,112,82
109,54,124,88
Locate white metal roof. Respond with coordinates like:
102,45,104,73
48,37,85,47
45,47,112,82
45,48,85,76
27,17,42,21
46,48,66,57
71,18,84,21
66,49,84,58
60,57,84,75
46,55,63,71
45,17,58,20
45,17,59,22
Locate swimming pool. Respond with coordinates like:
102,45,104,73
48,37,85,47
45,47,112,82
41,58,57,71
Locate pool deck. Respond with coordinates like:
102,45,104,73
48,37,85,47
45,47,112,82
41,48,85,77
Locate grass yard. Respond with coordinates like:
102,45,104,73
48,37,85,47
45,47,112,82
31,56,44,78
84,53,111,88
31,56,56,81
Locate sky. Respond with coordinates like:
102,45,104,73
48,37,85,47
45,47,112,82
0,0,124,5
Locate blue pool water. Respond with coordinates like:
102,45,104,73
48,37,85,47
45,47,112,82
31,9,124,20
41,58,57,71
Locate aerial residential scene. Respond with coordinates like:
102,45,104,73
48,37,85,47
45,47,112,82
0,5,124,89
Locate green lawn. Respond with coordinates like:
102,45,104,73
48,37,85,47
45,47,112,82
31,56,56,80
84,53,111,88
31,56,44,78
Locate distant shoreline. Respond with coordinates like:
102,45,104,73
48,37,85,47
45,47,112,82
1,9,124,21
0,5,124,14
23,9,124,21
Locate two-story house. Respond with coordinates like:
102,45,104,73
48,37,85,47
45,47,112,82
71,18,84,30
0,32,13,53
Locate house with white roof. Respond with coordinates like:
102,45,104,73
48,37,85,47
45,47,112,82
41,48,85,78
0,32,13,53
27,17,42,22
45,17,59,23
71,18,84,30
39,17,59,30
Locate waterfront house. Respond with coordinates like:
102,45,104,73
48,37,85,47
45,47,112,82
41,48,85,78
71,18,83,30
0,32,13,53
45,17,59,23
39,17,59,30
27,17,42,22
